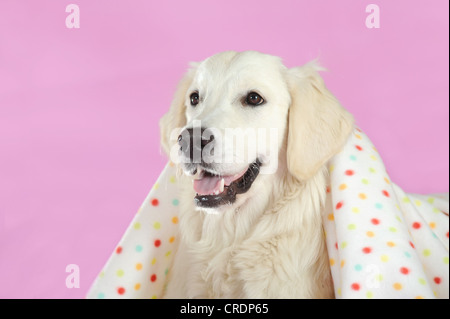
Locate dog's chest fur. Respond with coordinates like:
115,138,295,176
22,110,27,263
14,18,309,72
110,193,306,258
164,170,334,299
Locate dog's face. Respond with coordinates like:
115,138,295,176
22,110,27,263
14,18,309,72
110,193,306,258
160,51,353,211
179,52,290,209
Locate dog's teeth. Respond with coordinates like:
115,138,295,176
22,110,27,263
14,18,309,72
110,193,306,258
193,167,204,180
214,190,219,195
198,168,205,179
220,178,224,193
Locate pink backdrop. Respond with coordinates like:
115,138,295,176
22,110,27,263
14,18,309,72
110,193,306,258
0,0,448,298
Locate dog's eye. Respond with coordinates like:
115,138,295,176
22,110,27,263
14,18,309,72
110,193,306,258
190,92,200,107
245,92,265,106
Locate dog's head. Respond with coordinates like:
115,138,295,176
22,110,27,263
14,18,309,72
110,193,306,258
160,51,353,211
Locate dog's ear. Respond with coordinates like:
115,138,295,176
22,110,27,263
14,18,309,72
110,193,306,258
286,61,354,181
159,64,197,156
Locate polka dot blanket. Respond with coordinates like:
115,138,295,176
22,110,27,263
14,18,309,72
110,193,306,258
87,128,449,299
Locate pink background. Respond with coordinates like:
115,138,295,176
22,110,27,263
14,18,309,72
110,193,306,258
0,0,448,298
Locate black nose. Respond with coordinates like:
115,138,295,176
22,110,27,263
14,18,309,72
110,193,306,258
178,127,215,162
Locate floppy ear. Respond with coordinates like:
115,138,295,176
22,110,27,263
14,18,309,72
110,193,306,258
159,65,197,156
286,61,354,181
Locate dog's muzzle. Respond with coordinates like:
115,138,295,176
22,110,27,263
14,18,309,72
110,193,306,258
177,127,261,208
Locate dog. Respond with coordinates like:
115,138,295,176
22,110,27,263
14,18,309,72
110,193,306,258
160,51,354,298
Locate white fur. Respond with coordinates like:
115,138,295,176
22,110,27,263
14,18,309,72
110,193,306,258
160,51,354,298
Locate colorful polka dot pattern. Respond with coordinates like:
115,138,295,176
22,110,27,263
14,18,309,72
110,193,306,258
87,128,449,299
324,128,449,299
87,162,180,299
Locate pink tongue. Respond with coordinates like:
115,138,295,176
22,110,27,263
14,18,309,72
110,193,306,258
193,176,221,195
193,169,247,195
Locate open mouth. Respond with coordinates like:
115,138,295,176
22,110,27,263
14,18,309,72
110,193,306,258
193,160,261,208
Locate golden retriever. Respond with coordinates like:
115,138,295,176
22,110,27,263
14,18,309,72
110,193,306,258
160,51,354,298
